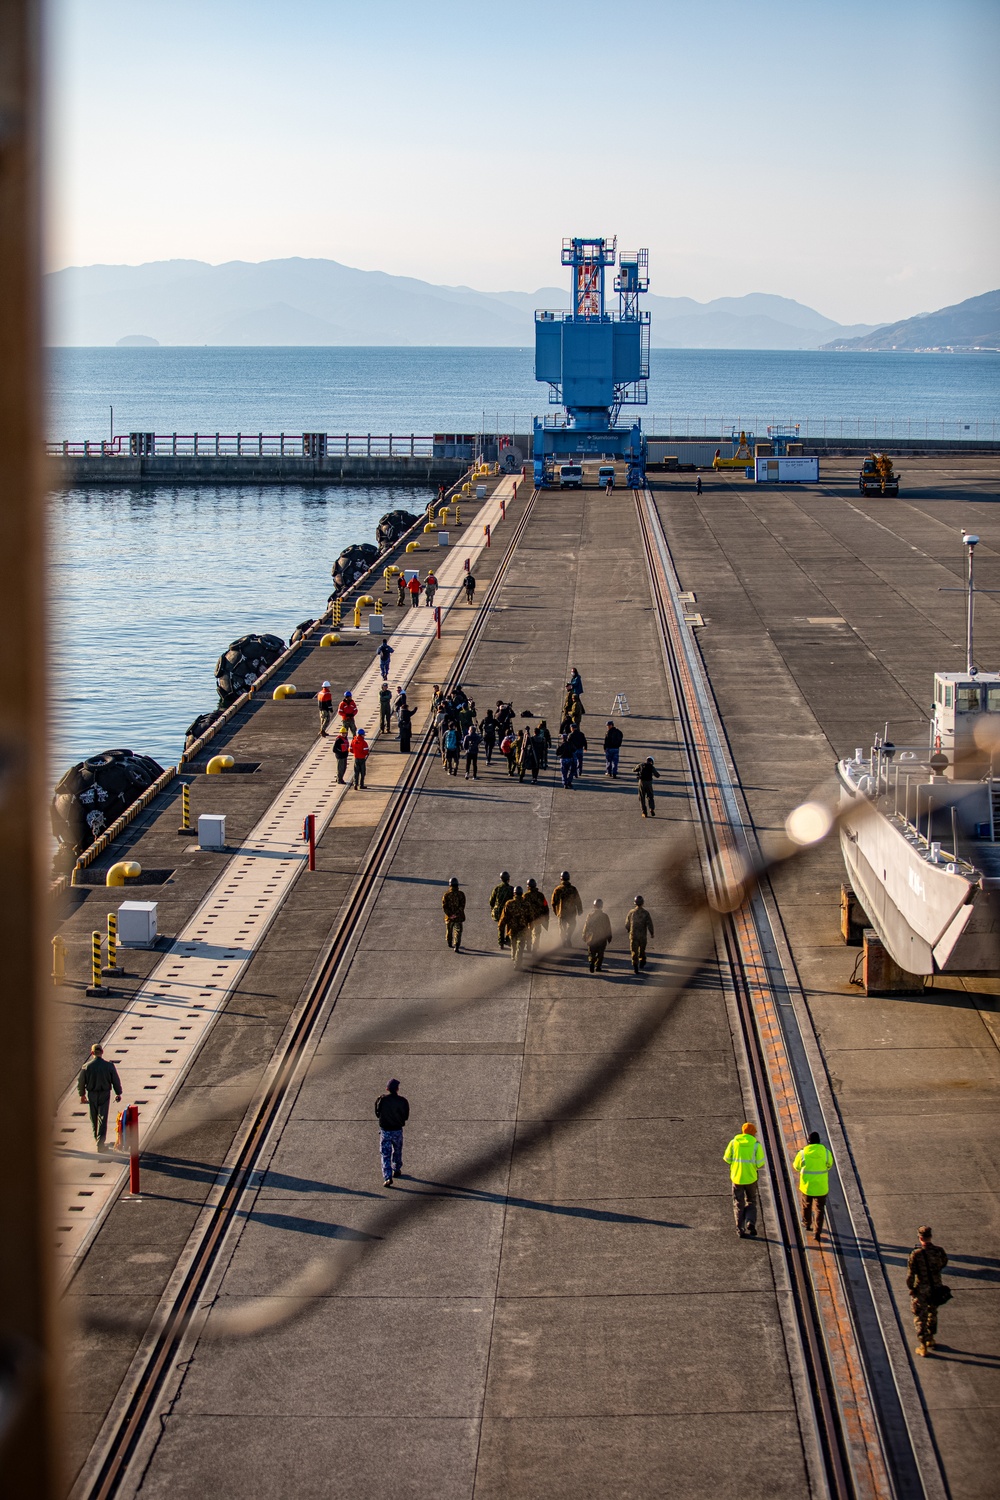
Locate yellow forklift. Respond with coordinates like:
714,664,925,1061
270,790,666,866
859,451,899,496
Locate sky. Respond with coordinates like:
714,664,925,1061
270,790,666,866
47,0,1000,325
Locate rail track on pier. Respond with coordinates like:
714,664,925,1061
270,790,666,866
636,486,945,1500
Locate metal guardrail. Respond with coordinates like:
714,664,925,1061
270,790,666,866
644,415,999,442
48,433,439,459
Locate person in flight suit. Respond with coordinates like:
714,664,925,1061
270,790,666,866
499,886,533,967
524,878,549,951
77,1043,122,1153
490,871,514,947
625,895,654,974
582,898,612,972
551,871,583,943
442,877,466,952
634,757,661,817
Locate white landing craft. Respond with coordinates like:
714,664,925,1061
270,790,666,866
838,532,1000,978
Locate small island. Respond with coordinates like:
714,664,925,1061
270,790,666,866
115,334,160,347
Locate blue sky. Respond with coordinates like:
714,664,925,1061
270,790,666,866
47,0,999,323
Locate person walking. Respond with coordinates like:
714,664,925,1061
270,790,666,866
425,570,438,606
625,894,654,974
442,876,466,952
396,573,406,608
378,684,393,734
338,690,358,740
724,1122,766,1238
443,723,461,776
463,572,477,604
551,871,583,943
77,1043,123,1154
524,879,549,950
377,639,393,681
557,734,576,789
582,898,612,972
375,1077,409,1186
463,722,481,779
567,724,587,777
490,871,514,948
792,1131,834,1242
569,668,583,696
518,730,540,784
407,573,422,608
634,757,661,817
696,475,703,496
605,472,614,495
499,885,533,967
332,728,351,784
393,688,409,721
536,719,552,769
317,680,333,736
906,1226,950,1356
482,709,497,766
398,699,417,753
501,729,517,777
603,720,623,777
351,726,370,788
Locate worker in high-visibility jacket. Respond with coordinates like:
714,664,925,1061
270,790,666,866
793,1131,834,1242
723,1122,766,1238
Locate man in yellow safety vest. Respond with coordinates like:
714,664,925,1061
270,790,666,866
723,1122,766,1238
793,1131,834,1242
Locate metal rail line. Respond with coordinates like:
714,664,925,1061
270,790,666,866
635,487,940,1500
75,488,539,1500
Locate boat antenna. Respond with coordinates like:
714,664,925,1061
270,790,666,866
964,531,979,674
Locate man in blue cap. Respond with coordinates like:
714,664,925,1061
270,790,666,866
375,1077,409,1187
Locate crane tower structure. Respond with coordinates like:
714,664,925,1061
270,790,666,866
533,236,650,488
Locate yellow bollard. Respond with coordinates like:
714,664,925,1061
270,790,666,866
462,481,472,495
454,505,461,526
405,540,420,552
423,522,438,534
353,601,362,628
321,632,339,645
87,930,107,994
106,860,141,887
332,599,342,626
104,911,123,975
178,782,195,834
375,598,383,615
51,934,66,986
438,506,450,522
383,567,394,592
206,753,234,774
273,683,297,700
358,594,375,606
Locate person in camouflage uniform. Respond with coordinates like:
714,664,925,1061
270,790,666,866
551,871,583,943
442,877,466,952
524,879,550,951
625,895,655,974
906,1225,949,1355
499,886,533,967
490,871,514,948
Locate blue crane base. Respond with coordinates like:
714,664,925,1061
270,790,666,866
533,419,646,490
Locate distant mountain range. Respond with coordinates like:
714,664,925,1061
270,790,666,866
45,257,884,350
821,289,1000,351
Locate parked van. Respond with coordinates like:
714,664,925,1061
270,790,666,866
598,465,616,488
559,464,583,489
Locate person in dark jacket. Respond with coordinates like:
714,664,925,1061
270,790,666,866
625,894,654,974
377,639,393,680
332,729,350,784
463,724,481,779
536,719,552,769
906,1226,949,1356
442,876,466,950
463,572,477,603
567,725,588,777
635,757,661,817
497,700,514,735
375,1078,409,1185
569,667,583,696
77,1044,122,1153
378,684,393,734
398,700,417,753
482,709,497,765
582,899,612,972
603,720,624,777
518,731,540,784
557,734,576,788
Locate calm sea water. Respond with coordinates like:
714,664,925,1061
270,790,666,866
47,347,999,784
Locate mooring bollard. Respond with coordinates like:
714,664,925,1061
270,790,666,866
434,606,441,640
177,782,195,835
484,524,491,548
353,601,362,629
103,912,124,976
51,934,66,986
86,930,108,996
303,813,316,871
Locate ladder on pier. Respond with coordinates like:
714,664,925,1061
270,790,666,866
610,693,630,716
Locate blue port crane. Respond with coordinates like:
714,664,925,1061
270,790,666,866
533,236,650,488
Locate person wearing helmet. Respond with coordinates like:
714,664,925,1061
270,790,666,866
582,898,613,973
625,894,654,975
338,690,357,740
350,726,369,789
442,876,466,952
524,878,550,951
317,680,333,737
489,871,514,948
551,871,583,943
499,885,533,967
633,756,661,817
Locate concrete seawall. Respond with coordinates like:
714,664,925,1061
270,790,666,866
53,453,470,487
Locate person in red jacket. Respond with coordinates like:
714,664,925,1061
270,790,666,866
351,726,370,789
338,690,357,739
407,574,422,609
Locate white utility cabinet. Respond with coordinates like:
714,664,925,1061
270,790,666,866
198,814,226,850
117,900,158,948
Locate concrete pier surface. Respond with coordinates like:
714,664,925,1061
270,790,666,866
56,459,999,1499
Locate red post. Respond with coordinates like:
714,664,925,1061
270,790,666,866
501,495,507,520
303,813,316,870
484,524,491,548
464,555,470,573
126,1105,140,1195
434,606,441,639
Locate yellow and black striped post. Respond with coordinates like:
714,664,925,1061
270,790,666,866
51,934,66,986
333,598,342,627
455,504,461,526
375,598,383,615
177,781,195,835
86,930,108,996
104,911,123,975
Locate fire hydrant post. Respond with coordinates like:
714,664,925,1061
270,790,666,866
303,813,316,871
